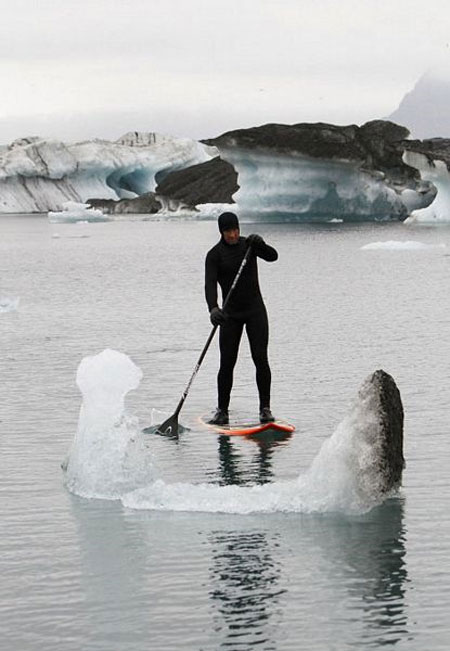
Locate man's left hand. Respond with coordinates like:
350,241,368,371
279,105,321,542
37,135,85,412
247,233,264,248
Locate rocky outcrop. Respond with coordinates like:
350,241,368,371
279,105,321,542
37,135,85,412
202,120,418,189
403,137,450,170
155,157,238,206
88,192,162,215
365,370,404,493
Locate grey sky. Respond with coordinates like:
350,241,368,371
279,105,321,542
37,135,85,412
1,0,449,143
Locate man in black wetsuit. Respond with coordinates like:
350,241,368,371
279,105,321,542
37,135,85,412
205,212,278,425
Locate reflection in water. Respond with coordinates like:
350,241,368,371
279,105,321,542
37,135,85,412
356,500,409,646
209,530,285,650
209,432,290,648
217,431,293,486
304,498,409,647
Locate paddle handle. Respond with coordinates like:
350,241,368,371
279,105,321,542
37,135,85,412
173,245,252,418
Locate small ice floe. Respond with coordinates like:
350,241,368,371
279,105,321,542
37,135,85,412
361,240,445,251
0,296,20,313
48,201,110,223
123,370,404,516
63,349,155,499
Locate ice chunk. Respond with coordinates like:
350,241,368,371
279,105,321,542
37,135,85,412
403,151,450,224
63,349,155,499
361,240,445,251
0,296,20,312
48,200,109,223
123,371,403,515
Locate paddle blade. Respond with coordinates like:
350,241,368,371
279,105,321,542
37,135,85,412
156,414,179,437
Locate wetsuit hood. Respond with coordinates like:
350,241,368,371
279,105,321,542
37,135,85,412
218,212,239,234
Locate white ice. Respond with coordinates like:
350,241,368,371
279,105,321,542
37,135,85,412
48,201,109,223
0,296,20,312
361,240,446,251
123,372,396,516
403,151,450,224
63,349,156,499
64,350,400,515
0,132,216,213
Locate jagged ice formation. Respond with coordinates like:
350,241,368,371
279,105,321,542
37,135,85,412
0,132,215,213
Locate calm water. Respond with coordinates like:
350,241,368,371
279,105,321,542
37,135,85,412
1,214,450,650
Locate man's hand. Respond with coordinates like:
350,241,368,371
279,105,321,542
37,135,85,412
210,307,226,326
246,233,264,248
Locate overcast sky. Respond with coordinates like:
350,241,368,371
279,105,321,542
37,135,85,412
0,0,449,143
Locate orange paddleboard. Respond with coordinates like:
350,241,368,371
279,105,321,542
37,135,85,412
199,414,295,436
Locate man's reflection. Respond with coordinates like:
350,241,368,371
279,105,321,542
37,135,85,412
217,430,293,486
208,529,284,650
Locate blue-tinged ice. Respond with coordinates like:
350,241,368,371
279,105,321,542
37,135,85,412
0,296,20,313
0,133,216,213
217,148,430,222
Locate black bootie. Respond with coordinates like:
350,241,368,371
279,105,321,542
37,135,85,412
209,408,229,425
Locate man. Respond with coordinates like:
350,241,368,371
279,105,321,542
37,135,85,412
205,211,278,425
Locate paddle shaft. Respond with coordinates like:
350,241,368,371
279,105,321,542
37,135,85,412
171,245,252,419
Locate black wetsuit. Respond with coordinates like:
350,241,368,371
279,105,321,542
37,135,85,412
205,235,278,411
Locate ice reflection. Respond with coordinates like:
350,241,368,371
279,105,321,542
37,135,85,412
296,498,409,647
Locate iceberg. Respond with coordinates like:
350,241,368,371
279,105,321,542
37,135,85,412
202,120,435,223
403,150,450,224
63,349,404,516
214,148,409,222
0,120,443,221
48,201,109,223
123,370,404,515
0,132,216,213
63,349,155,500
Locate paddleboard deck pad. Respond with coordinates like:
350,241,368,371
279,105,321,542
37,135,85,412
199,414,295,436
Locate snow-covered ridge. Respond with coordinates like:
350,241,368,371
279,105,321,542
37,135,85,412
0,132,216,213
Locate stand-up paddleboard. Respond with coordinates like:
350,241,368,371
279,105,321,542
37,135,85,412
199,413,295,437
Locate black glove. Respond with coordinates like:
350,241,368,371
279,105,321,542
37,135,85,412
210,307,226,326
246,233,264,248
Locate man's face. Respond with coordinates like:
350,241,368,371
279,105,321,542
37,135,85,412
223,228,240,245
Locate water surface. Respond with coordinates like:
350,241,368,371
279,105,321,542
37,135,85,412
2,215,450,649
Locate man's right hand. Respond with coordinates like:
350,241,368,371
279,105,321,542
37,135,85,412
210,307,226,326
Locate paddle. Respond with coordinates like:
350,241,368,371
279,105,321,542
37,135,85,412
148,245,252,437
